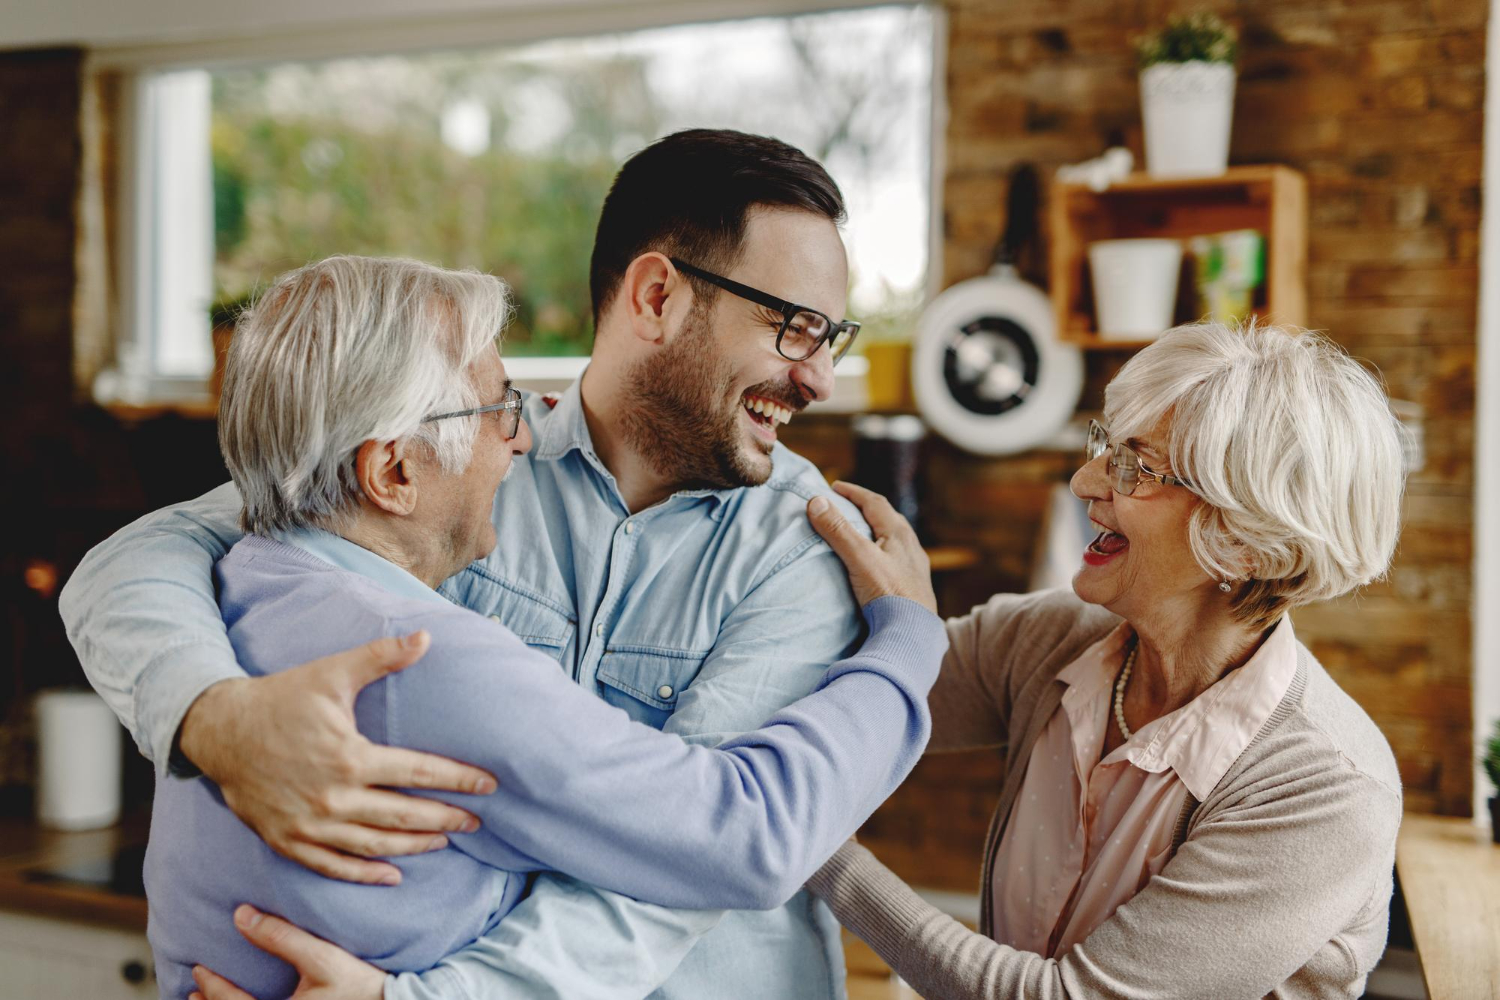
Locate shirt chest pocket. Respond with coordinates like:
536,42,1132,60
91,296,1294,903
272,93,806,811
473,586,575,661
595,647,708,730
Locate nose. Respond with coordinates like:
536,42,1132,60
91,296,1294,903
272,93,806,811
789,344,836,404
1070,452,1111,503
512,418,534,456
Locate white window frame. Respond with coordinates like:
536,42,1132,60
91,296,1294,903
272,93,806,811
90,0,947,413
1473,0,1499,824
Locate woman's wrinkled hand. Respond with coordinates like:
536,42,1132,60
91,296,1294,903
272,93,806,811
806,481,937,614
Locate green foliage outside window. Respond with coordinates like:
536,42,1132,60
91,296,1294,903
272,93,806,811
209,8,933,358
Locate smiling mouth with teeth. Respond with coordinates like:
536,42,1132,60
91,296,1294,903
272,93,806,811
743,394,795,430
1084,522,1130,566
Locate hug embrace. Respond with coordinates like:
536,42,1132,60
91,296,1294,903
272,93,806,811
62,129,1407,1000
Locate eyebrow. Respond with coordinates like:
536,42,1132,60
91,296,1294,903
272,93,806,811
1126,437,1168,461
502,378,513,395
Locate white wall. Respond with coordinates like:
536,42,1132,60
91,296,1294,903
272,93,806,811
0,0,649,49
2,0,880,68
1475,0,1500,820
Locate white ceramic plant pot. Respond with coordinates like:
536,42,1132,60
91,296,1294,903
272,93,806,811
1088,238,1183,340
1140,60,1236,178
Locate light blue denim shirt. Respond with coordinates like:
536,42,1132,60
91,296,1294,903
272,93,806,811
61,376,875,1000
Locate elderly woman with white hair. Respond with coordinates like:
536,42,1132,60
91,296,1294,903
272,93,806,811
801,321,1406,999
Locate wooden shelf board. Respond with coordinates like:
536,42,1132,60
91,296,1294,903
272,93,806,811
1056,164,1298,196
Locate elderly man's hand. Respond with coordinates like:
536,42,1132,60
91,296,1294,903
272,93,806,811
177,631,497,884
188,905,385,1000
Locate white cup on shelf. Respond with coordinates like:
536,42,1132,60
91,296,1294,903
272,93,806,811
1087,238,1183,340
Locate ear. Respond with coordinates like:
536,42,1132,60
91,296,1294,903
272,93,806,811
619,252,692,347
354,438,419,516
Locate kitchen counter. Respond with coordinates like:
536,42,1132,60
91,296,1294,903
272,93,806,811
0,815,148,931
1395,812,1500,1000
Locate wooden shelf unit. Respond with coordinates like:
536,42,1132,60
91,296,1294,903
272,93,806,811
1048,165,1307,349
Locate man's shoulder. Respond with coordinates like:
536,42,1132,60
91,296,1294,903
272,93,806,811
724,444,867,537
382,593,530,654
704,445,868,589
223,536,530,658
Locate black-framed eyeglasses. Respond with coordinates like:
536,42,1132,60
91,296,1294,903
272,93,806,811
670,257,861,365
423,386,524,441
1085,419,1197,496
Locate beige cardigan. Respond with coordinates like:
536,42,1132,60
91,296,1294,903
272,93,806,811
808,588,1403,999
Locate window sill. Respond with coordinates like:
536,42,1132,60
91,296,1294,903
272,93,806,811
100,399,218,423
506,355,871,413
91,356,874,421
93,369,217,422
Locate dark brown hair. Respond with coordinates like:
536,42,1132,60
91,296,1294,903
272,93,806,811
588,129,846,323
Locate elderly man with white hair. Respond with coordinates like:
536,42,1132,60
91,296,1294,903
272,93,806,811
143,254,946,1000
795,321,1409,999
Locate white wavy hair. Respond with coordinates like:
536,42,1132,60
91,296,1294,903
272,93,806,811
219,255,511,535
1103,320,1407,627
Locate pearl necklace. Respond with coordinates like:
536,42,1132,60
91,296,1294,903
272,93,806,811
1113,642,1139,742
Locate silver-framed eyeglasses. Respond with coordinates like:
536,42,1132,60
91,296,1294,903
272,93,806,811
1085,419,1196,496
423,386,524,441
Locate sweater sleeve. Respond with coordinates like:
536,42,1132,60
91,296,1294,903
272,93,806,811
389,596,945,912
809,759,1401,1000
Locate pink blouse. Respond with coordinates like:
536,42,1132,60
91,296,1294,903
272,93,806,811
990,615,1298,958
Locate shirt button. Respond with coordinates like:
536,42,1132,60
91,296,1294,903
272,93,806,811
595,623,605,637
657,684,674,699
488,614,502,623
623,521,635,535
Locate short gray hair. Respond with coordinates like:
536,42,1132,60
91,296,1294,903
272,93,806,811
1104,320,1406,627
219,255,511,534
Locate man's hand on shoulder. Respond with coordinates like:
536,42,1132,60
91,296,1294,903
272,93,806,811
177,631,498,884
189,905,385,1000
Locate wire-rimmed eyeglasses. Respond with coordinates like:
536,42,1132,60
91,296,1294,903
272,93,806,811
1085,419,1197,496
670,257,861,366
423,386,524,441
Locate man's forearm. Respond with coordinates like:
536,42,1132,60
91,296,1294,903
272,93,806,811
58,482,248,772
174,677,253,777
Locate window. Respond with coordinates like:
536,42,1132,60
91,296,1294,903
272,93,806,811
106,4,937,401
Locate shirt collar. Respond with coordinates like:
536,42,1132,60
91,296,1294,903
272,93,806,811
1057,623,1133,709
529,375,596,463
272,527,451,608
1131,616,1299,799
1058,615,1300,801
529,373,734,516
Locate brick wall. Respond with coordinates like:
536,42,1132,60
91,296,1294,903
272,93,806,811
0,49,225,813
0,49,83,465
797,0,1485,889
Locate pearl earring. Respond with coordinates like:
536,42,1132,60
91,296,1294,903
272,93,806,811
1219,580,1233,593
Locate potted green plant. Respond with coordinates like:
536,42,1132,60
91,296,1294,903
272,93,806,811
1484,718,1500,844
1136,12,1239,178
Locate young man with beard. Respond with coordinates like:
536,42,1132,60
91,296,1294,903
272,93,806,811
62,130,884,999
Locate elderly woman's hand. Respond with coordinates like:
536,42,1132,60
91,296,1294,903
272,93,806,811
807,481,937,614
